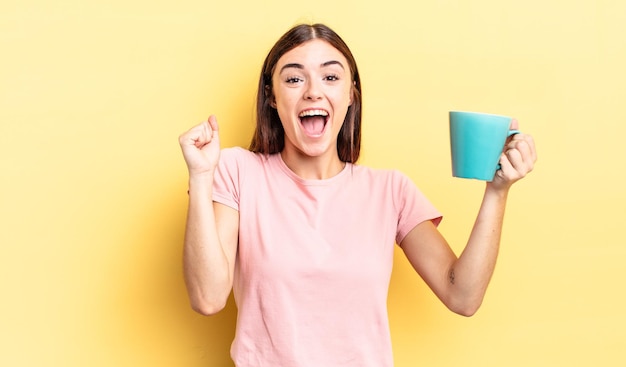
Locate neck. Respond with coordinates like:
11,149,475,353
280,148,345,180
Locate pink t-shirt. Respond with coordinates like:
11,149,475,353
212,147,442,367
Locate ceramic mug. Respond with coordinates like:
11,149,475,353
449,111,519,181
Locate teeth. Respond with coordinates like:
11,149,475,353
299,109,328,118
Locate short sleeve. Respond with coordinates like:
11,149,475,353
212,147,244,211
394,171,442,245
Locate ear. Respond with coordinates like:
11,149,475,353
265,85,277,108
349,81,356,105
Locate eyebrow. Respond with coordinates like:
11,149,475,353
279,60,345,73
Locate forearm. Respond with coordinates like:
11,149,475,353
449,186,509,315
183,173,232,315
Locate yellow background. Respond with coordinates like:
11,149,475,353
2,0,625,366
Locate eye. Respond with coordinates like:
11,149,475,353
285,76,303,84
324,74,340,82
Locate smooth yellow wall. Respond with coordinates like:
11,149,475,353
2,1,625,366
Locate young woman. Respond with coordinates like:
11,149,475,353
178,23,536,367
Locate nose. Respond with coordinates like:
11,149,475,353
304,79,323,100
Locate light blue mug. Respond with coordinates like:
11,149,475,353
449,111,519,181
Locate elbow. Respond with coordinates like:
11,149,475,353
446,296,483,317
188,291,229,316
190,298,227,316
184,274,232,316
453,304,480,317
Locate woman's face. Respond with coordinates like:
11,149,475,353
271,39,353,160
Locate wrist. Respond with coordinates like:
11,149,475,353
187,171,215,195
484,183,510,201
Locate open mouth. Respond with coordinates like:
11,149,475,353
299,109,329,137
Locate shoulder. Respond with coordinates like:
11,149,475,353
350,165,430,209
217,147,280,184
219,147,268,168
220,146,257,161
350,164,413,187
213,148,269,201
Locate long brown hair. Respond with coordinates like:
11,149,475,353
249,23,362,163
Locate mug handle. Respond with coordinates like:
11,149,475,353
496,130,521,170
